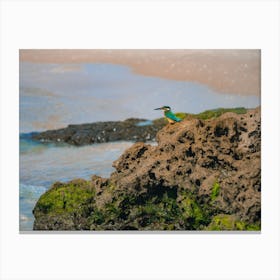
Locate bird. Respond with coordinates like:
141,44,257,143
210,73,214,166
154,106,182,123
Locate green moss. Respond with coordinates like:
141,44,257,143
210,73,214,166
108,183,116,192
140,203,158,215
104,201,121,221
193,107,247,120
34,173,259,231
88,209,105,225
35,181,95,215
135,193,181,226
207,214,261,231
207,215,238,230
179,190,210,229
210,181,220,201
128,189,211,230
235,221,246,230
246,223,261,231
153,107,247,123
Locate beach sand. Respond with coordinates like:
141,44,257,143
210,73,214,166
20,49,260,96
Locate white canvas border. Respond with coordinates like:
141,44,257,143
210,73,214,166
1,1,280,280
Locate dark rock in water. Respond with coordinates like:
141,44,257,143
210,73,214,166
33,108,261,231
32,118,165,146
20,132,40,140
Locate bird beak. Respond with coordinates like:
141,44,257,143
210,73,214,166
154,107,162,110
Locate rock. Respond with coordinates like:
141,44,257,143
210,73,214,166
32,118,165,146
33,107,261,230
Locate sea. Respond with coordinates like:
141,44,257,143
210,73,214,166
19,62,260,231
19,133,134,230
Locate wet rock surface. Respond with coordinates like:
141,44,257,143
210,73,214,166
33,107,261,231
32,118,165,145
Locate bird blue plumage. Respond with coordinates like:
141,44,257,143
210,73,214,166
164,110,182,122
154,105,181,123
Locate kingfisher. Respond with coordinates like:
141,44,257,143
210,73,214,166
154,106,182,123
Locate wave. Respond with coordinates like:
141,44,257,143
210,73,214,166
19,183,48,231
19,140,134,230
20,183,48,201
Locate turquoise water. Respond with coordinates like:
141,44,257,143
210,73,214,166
19,134,133,230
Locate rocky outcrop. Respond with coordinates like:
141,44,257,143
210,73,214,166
32,118,165,145
33,107,261,231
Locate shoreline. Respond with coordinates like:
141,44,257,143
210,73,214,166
20,49,260,96
30,107,249,146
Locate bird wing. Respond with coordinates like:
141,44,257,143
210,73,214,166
165,111,181,122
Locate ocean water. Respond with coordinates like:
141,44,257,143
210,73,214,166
19,62,260,133
19,133,133,230
19,62,260,231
